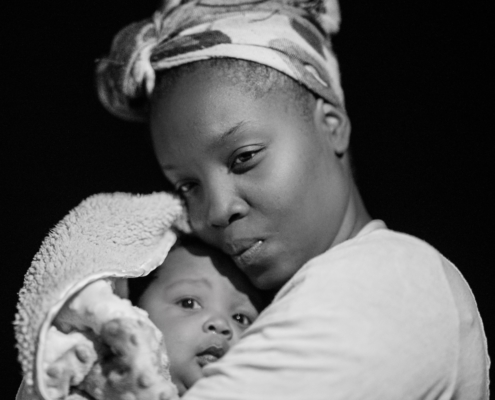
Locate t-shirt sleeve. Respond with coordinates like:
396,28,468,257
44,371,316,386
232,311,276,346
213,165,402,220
183,231,462,400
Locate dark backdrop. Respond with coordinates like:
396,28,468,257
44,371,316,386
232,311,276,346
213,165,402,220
2,1,492,397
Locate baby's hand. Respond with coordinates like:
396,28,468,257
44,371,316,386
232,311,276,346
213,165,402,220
41,280,178,400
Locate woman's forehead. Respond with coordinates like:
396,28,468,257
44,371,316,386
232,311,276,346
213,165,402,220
150,70,287,153
150,65,307,133
152,65,263,118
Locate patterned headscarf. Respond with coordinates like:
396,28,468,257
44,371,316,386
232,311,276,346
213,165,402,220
97,0,343,122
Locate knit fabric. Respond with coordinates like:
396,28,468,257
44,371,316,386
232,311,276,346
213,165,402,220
96,0,344,122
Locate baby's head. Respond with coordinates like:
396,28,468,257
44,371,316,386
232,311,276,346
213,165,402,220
137,238,263,395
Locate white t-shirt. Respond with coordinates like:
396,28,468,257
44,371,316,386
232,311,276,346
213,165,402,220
184,220,490,399
16,221,489,400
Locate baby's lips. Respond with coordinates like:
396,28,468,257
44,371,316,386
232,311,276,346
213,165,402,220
196,353,219,368
196,343,228,367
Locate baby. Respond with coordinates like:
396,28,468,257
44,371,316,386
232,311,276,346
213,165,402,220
15,192,263,400
133,237,264,396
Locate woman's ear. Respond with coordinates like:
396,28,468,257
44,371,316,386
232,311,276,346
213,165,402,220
313,98,351,156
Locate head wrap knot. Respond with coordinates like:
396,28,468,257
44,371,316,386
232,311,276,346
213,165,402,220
97,0,344,122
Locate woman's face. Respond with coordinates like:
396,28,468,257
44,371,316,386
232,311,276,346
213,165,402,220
150,66,351,290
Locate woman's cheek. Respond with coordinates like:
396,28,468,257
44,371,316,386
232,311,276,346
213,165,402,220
253,157,297,213
187,198,206,232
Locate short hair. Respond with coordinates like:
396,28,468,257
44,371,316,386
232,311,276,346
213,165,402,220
127,235,275,307
153,58,315,121
127,235,204,305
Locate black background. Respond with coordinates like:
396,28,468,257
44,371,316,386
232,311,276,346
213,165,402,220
2,1,492,397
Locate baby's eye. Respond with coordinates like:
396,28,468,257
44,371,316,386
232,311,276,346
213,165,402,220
232,313,252,326
177,298,201,310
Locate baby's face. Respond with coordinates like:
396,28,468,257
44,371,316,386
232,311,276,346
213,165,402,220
139,243,262,395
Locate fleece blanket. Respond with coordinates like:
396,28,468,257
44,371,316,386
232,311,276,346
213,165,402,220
14,192,187,400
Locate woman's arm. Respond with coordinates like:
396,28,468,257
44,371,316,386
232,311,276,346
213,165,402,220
183,231,487,399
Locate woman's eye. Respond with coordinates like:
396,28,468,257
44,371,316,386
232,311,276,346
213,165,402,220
177,298,201,310
176,182,195,195
232,313,252,326
233,151,256,165
231,148,262,169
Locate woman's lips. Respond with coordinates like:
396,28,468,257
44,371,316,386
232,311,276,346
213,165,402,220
232,240,264,267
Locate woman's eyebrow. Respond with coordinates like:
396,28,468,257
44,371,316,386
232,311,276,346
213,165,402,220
220,121,247,141
159,121,249,171
209,120,248,150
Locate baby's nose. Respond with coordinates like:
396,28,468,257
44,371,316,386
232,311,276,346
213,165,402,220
203,315,233,340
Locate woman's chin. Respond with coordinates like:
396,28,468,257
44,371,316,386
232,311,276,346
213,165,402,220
247,267,287,291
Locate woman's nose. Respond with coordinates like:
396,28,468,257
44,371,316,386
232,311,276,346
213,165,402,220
202,315,233,340
205,182,248,228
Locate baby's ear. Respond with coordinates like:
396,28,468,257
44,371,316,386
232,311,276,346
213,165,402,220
314,98,351,156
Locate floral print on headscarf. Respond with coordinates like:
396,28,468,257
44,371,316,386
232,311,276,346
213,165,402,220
96,0,344,122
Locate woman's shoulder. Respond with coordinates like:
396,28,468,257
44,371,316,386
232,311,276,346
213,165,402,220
274,222,452,312
298,221,450,284
344,221,446,261
271,222,489,399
